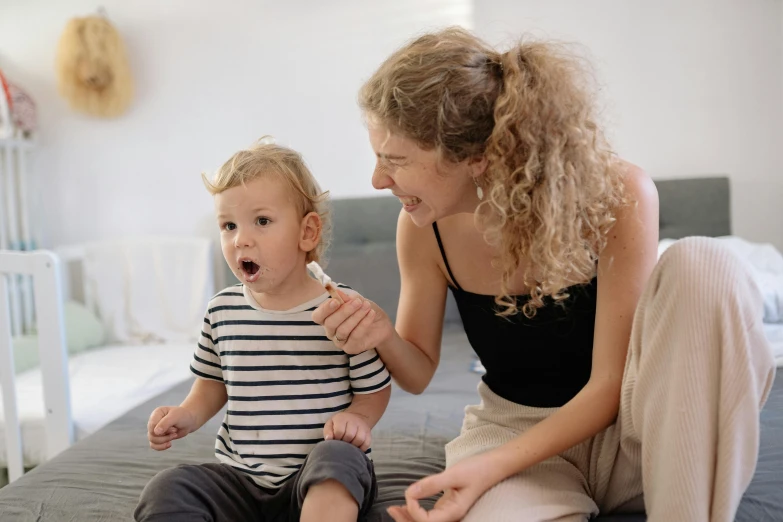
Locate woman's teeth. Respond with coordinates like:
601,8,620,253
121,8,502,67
399,196,421,206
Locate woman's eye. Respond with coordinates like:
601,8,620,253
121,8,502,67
256,217,270,226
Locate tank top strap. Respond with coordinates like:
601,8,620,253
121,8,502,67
432,222,463,291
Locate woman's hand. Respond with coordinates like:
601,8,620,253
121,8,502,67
312,288,394,355
387,454,497,522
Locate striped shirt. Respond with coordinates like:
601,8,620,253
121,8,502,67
190,284,391,488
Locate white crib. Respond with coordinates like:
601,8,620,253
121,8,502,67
0,251,73,483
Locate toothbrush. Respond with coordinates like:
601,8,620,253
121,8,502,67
307,261,344,304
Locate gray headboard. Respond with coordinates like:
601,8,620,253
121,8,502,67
655,176,731,239
224,176,731,323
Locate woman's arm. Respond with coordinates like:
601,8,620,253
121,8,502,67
481,165,659,481
375,210,450,393
313,210,450,394
396,164,659,522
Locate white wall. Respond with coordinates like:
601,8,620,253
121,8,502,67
0,0,470,247
476,0,783,250
1,0,782,251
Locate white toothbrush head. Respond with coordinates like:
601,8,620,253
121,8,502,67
307,261,343,304
307,261,331,286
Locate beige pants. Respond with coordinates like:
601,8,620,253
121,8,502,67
446,237,777,522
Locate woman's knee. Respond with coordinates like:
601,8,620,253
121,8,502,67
656,237,760,306
659,237,749,283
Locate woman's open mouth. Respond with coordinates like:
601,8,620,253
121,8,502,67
398,196,422,212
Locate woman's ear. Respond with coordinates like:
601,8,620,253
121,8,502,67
300,212,322,254
467,154,488,178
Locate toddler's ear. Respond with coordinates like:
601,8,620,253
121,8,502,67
300,212,322,254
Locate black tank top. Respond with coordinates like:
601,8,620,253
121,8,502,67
433,222,597,407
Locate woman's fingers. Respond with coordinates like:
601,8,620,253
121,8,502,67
312,288,357,326
312,297,340,326
334,300,372,342
388,506,416,522
341,308,377,354
321,298,361,335
335,288,352,302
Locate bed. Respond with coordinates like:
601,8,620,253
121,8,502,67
1,177,782,521
0,237,213,483
0,343,194,469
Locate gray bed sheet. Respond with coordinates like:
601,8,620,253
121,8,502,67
0,325,781,521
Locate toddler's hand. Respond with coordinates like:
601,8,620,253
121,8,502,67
147,406,198,451
324,411,372,451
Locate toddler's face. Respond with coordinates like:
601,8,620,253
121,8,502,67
215,176,305,293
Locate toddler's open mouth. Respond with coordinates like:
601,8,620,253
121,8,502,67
239,258,261,282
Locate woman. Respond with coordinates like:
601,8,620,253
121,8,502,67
313,27,775,522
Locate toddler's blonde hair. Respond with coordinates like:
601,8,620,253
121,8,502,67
203,137,331,263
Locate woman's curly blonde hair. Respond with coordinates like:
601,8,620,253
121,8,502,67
360,27,628,317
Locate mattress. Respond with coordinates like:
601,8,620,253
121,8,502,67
0,326,781,521
0,343,194,467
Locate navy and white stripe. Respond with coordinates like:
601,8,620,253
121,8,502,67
191,284,391,488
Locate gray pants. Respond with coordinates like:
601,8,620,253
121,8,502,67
134,440,377,522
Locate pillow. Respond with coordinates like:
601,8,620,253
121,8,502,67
63,300,105,352
11,334,39,375
12,300,105,374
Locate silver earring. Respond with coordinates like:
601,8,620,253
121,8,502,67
474,178,484,200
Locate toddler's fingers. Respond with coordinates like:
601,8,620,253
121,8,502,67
147,407,168,435
359,432,372,452
351,430,367,450
323,418,334,441
154,410,181,436
331,417,347,441
149,433,178,446
149,440,173,451
341,422,359,444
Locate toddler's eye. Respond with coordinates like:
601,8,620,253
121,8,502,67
256,217,271,226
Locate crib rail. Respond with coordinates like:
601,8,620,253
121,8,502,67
0,250,73,483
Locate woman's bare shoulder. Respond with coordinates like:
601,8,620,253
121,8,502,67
619,160,658,210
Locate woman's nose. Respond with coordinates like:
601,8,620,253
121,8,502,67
372,166,393,190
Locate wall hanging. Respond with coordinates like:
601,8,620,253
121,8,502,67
55,12,133,118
